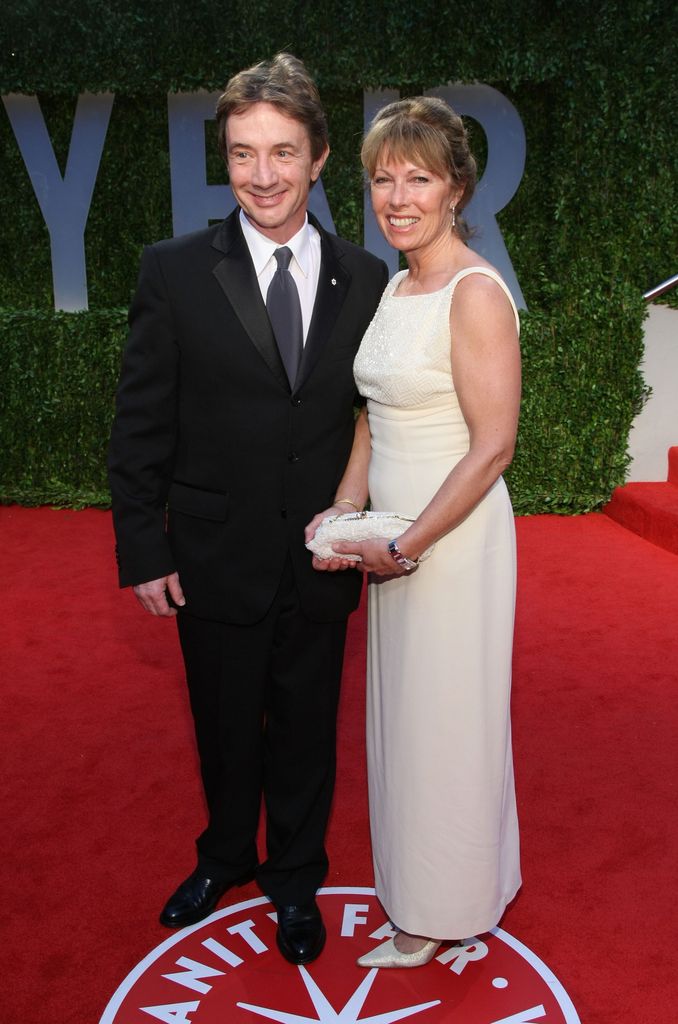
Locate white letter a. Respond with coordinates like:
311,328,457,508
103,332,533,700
140,1000,200,1023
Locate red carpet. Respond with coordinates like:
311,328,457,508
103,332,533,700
2,507,677,1023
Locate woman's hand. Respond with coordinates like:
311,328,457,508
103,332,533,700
331,538,409,576
304,504,342,543
305,505,358,572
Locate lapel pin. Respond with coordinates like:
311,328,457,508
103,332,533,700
331,278,337,286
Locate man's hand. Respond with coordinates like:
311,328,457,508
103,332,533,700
133,572,185,616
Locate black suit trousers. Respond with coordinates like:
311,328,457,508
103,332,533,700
176,556,348,905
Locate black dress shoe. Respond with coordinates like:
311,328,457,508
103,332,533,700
160,867,253,928
275,900,326,964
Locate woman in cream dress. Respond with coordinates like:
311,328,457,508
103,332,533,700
306,96,522,967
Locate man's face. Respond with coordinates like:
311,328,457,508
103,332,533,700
226,102,329,244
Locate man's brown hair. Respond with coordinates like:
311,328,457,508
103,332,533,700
216,52,329,162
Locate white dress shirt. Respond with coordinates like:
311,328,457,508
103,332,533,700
239,211,321,344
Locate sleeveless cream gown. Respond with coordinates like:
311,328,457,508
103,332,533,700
353,267,522,939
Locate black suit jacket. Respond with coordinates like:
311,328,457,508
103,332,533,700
108,210,388,624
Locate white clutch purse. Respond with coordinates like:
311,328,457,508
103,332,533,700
306,510,434,562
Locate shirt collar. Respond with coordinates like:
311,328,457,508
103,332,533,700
239,210,312,279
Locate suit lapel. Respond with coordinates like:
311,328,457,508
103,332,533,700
295,219,351,392
211,210,353,394
211,213,289,391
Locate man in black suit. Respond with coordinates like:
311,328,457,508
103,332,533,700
108,53,387,964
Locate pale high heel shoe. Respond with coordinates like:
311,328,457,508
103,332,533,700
356,936,441,968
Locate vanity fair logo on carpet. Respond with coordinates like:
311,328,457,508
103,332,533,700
99,887,580,1024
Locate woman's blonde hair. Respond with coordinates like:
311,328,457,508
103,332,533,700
361,96,477,239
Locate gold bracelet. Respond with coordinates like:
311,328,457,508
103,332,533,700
335,497,360,512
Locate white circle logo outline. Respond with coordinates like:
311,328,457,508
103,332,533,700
99,885,581,1024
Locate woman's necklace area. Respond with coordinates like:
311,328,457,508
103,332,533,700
396,240,467,297
395,264,463,297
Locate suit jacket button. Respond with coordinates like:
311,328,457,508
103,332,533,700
281,507,287,518
291,396,301,406
288,451,299,462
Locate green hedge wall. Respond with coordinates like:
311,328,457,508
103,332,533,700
0,0,675,510
0,284,647,511
0,310,126,506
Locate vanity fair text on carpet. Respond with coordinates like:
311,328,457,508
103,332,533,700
99,891,581,1024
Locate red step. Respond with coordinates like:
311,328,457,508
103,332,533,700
668,446,678,485
603,448,678,555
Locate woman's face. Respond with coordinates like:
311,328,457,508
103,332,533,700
370,152,460,255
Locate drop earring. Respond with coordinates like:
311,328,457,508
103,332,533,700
451,204,456,229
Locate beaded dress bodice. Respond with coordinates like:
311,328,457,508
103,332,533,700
353,267,519,409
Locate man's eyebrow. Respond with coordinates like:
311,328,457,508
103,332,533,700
228,140,300,151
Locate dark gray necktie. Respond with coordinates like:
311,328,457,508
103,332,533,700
266,246,303,388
